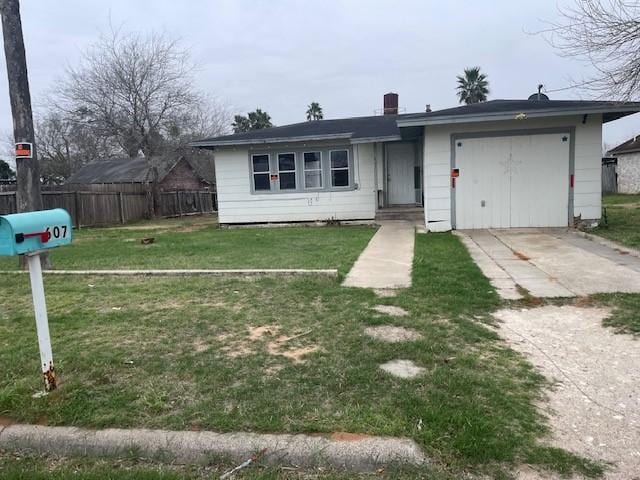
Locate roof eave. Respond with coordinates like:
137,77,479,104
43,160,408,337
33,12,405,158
351,135,402,144
610,148,640,155
190,133,354,148
396,105,640,128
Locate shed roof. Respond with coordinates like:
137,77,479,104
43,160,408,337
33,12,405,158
608,136,640,155
191,99,640,148
67,157,152,184
66,156,213,185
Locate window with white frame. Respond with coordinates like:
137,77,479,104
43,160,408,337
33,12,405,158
303,152,322,189
278,153,296,190
252,154,270,191
330,150,349,187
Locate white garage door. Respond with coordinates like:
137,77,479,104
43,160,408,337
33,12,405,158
454,133,570,229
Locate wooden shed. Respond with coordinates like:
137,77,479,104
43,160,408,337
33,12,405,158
65,156,213,193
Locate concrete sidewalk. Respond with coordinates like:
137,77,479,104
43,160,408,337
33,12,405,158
343,221,415,290
0,423,426,472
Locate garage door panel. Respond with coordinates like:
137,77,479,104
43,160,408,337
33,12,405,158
455,133,569,229
509,133,569,227
456,136,511,229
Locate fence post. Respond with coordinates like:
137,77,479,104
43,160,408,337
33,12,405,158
178,191,183,216
118,192,125,224
74,191,82,229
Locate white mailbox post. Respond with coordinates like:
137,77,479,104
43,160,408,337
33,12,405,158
0,209,73,392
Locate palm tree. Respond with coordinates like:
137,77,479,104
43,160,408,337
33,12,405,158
306,102,323,121
232,109,273,133
456,67,489,104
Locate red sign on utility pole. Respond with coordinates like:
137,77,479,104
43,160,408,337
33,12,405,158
15,142,32,158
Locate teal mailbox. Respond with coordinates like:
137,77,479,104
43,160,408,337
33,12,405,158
0,208,72,256
0,208,73,392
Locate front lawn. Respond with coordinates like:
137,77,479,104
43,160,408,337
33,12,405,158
595,293,640,336
0,233,599,478
0,452,447,480
592,194,640,248
0,215,376,276
603,193,640,206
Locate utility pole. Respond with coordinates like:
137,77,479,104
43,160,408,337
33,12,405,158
0,0,50,268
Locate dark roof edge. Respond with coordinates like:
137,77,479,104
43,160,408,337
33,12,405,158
397,104,640,127
190,133,353,148
609,146,640,155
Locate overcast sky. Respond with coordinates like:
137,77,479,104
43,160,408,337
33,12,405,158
1,0,638,166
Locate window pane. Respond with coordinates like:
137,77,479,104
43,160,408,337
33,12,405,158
330,150,348,169
332,169,349,187
254,173,270,190
304,152,321,170
280,172,296,190
252,155,269,173
278,153,295,171
305,171,322,188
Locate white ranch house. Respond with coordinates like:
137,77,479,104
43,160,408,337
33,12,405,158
192,94,640,231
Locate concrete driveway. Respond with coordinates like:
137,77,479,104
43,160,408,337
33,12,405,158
457,228,640,299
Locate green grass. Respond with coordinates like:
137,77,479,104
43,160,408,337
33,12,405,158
594,293,640,336
0,215,376,276
592,196,640,248
0,233,600,478
602,193,640,205
0,452,456,480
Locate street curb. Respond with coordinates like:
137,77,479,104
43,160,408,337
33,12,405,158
572,230,640,259
0,268,338,277
0,424,427,471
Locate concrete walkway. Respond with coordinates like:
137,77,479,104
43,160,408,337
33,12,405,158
495,305,640,479
343,221,415,289
457,228,640,299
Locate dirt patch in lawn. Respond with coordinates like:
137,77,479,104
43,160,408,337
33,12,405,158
218,325,320,363
192,338,208,353
248,324,280,340
494,305,640,479
364,325,423,343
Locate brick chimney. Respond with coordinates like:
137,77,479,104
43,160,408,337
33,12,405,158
383,92,399,115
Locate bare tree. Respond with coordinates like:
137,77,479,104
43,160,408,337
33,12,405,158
542,0,640,99
35,112,119,181
163,94,231,148
56,28,213,215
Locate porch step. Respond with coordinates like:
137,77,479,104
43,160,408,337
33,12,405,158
375,207,424,222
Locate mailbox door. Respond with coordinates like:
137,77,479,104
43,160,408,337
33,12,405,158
0,217,18,256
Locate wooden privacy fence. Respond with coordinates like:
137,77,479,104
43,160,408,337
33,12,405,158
0,190,216,227
602,159,618,194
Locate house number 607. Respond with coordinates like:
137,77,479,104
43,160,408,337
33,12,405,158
46,225,68,239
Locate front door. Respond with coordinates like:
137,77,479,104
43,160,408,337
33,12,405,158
387,143,416,205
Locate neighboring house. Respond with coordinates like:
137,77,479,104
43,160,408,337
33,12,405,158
192,93,640,231
607,137,640,193
66,156,213,192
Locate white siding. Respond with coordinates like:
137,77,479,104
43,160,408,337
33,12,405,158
423,114,603,231
215,143,377,224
